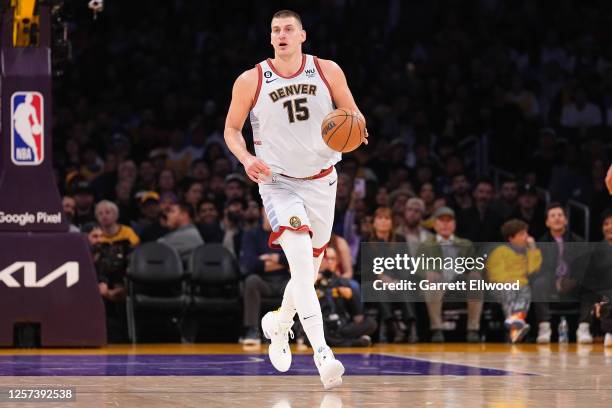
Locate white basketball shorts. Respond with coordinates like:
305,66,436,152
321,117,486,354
259,166,337,257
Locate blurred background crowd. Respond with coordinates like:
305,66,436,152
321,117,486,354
52,0,612,345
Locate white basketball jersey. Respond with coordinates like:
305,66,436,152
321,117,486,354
250,54,341,178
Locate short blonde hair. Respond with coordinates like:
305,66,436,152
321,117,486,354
95,200,119,220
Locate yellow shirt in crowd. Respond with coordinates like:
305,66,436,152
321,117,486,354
486,244,542,285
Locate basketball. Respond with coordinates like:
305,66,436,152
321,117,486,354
321,108,365,153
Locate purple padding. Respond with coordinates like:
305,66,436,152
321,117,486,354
0,354,527,376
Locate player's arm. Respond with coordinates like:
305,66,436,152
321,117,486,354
606,164,612,195
224,68,271,183
318,58,368,145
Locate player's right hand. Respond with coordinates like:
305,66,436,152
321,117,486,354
242,154,271,183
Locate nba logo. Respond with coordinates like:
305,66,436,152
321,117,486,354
11,91,44,166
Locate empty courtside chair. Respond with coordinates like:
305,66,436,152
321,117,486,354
126,242,188,343
188,243,241,313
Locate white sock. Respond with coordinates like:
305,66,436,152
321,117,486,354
278,280,296,325
277,247,325,325
313,252,324,283
278,230,328,352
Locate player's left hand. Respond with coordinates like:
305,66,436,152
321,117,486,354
353,111,368,145
362,127,369,145
605,164,612,194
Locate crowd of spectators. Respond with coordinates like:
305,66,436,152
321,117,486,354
52,0,612,344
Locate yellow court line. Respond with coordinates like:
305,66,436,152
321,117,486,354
0,343,604,355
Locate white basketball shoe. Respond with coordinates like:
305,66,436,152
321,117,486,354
314,346,345,390
576,322,593,344
261,311,294,372
536,322,552,344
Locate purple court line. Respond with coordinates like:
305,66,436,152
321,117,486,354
0,354,530,376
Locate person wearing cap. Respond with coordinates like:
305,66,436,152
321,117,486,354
509,183,546,239
134,191,168,242
397,198,432,257
73,180,96,227
416,206,482,343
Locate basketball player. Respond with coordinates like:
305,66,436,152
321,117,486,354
224,10,367,389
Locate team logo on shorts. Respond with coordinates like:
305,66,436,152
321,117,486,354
11,91,44,166
289,216,301,228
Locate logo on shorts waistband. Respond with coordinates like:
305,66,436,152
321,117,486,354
289,216,301,228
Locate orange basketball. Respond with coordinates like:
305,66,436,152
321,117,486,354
321,108,365,153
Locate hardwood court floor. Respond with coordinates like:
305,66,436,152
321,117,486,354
0,343,611,407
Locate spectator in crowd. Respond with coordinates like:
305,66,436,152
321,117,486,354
582,210,612,347
136,160,157,191
342,190,370,267
222,198,245,257
529,128,562,188
183,181,204,212
73,181,96,227
62,195,80,232
88,202,136,344
389,188,414,229
446,173,472,213
419,182,437,219
95,200,140,252
316,247,377,347
333,173,353,236
560,87,602,131
158,202,204,263
224,174,247,203
363,207,415,343
457,178,503,242
417,207,482,343
240,210,290,346
84,222,128,343
243,199,263,231
396,198,433,256
486,219,542,343
158,169,177,197
166,129,193,179
533,203,590,344
510,184,546,239
117,160,138,188
328,234,355,282
188,159,210,186
115,179,136,225
491,178,519,221
196,199,224,243
133,191,166,241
